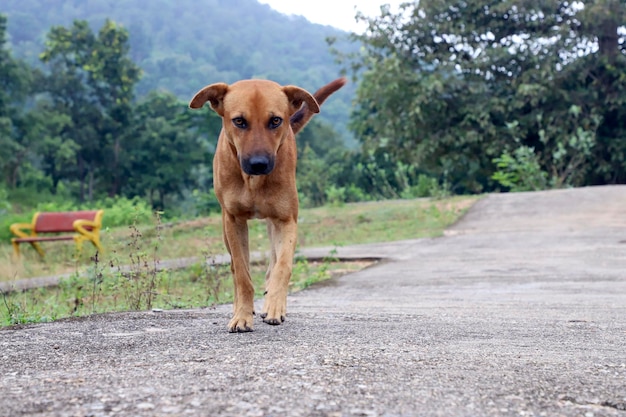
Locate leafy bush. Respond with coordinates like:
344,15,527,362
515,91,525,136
0,212,28,242
492,146,548,192
400,174,440,199
187,189,221,217
0,187,11,214
343,184,371,203
325,185,347,207
96,196,153,228
33,196,153,227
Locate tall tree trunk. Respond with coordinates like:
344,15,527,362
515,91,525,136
598,20,618,63
590,0,622,63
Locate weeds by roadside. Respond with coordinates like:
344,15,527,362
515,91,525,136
291,246,340,290
0,214,364,326
1,285,28,325
115,211,163,311
1,274,56,325
0,196,477,326
0,245,366,327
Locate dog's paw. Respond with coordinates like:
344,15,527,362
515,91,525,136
261,294,287,326
228,313,254,333
260,312,285,325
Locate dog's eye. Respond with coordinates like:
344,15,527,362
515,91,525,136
268,116,283,129
232,117,247,129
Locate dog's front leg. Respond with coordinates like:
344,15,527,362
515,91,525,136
261,218,297,325
223,212,255,332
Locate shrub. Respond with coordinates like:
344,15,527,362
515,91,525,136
400,174,439,199
96,196,153,228
325,185,347,207
492,146,548,192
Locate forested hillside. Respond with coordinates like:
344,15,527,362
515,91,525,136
2,0,355,142
2,0,624,227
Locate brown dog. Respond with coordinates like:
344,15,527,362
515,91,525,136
189,78,346,332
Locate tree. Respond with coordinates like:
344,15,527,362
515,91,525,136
342,0,626,193
0,14,33,189
123,92,212,210
3,0,355,146
39,19,141,200
295,120,348,206
22,104,78,191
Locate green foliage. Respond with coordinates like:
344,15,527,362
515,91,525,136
186,189,221,218
400,175,441,199
492,146,548,192
0,14,34,190
324,185,348,207
3,0,355,145
333,150,445,202
290,256,333,291
96,196,153,228
297,145,336,207
1,289,50,325
39,19,142,200
110,214,163,311
294,117,446,207
337,0,626,193
0,186,10,213
296,120,352,207
123,91,213,210
11,0,625,214
1,12,360,214
0,17,221,214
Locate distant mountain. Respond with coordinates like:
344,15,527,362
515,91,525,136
2,0,357,145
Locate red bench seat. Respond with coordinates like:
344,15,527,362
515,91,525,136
10,210,104,258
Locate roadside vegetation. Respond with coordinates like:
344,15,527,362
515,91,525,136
1,195,476,326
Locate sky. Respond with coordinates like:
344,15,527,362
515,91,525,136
258,0,404,33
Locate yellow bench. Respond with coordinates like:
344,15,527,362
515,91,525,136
10,210,104,258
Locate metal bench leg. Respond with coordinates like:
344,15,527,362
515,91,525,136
33,242,45,258
11,240,45,259
73,232,103,255
12,240,20,260
92,235,104,253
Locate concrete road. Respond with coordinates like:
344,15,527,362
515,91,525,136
1,186,625,417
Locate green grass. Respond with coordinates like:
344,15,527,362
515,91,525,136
0,195,478,326
1,258,367,326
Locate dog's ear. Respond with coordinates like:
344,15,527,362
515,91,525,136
189,83,229,116
282,86,320,115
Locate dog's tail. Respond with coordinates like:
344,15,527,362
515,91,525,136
290,77,347,135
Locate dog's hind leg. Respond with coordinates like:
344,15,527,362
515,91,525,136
222,212,255,332
261,218,297,325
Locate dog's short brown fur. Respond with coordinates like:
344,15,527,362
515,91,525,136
190,78,346,332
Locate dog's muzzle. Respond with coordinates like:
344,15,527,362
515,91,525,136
241,154,275,175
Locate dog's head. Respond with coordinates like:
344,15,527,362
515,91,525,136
189,80,319,176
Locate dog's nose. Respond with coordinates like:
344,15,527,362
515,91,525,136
242,155,275,175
